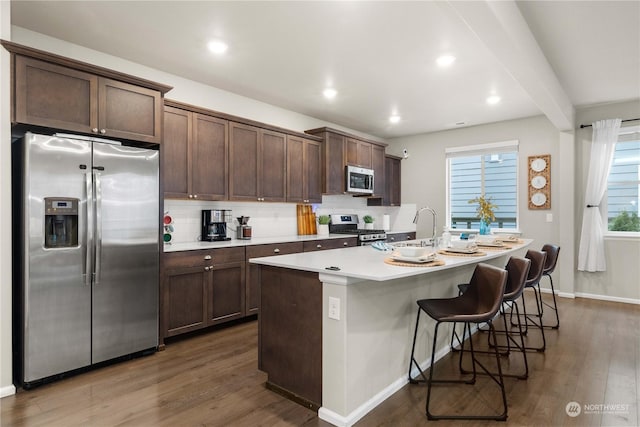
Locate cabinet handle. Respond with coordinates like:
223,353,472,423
91,128,98,133
273,248,280,253
189,194,193,199
390,237,395,241
316,244,322,249
204,266,210,271
193,195,198,199
100,129,106,134
204,255,212,260
343,242,348,246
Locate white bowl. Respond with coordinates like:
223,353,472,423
392,245,431,258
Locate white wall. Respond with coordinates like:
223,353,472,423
0,1,16,398
574,100,640,303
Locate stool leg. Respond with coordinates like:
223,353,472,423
408,309,427,383
489,322,508,421
542,273,560,329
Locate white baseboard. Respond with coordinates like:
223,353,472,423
0,384,16,398
537,287,575,299
574,292,640,305
319,326,480,427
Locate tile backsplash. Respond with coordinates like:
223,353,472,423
164,195,416,243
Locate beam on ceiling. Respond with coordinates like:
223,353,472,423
443,0,574,131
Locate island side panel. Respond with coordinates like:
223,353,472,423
259,265,322,408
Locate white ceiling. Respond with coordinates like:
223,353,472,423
9,1,640,139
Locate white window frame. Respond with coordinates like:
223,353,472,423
603,125,640,240
445,140,520,233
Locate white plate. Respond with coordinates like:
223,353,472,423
477,242,505,247
390,252,437,263
443,247,479,254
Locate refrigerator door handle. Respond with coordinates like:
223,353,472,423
84,171,94,287
94,171,102,285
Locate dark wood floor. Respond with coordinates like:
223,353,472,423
1,293,638,427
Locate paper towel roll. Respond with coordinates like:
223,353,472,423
382,214,390,231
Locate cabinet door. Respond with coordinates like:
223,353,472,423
163,266,208,337
325,132,345,194
386,156,401,206
14,55,98,133
304,139,323,203
209,262,245,325
260,130,287,202
98,77,162,144
246,242,304,314
371,145,385,198
357,141,373,168
229,122,260,201
286,135,305,203
346,138,359,166
162,106,190,199
192,114,228,200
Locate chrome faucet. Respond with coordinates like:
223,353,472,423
413,207,437,246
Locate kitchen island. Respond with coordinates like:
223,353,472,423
250,239,532,427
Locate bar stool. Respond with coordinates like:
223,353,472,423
460,256,531,379
408,263,509,421
540,244,561,329
511,249,547,352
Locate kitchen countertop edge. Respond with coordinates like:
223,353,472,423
164,233,359,253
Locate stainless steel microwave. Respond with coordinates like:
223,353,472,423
346,165,374,194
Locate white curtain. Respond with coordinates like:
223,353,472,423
578,119,621,272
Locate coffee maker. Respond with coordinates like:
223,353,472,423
202,210,231,241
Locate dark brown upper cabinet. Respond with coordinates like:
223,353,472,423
229,122,287,202
306,127,388,196
163,105,229,200
12,54,165,144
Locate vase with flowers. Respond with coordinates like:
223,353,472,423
468,195,497,235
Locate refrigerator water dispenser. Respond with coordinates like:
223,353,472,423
44,197,78,248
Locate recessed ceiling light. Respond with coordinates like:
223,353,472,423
436,55,456,67
389,115,401,124
486,95,501,105
323,88,338,99
208,40,228,55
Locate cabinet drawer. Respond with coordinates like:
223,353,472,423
386,232,416,243
163,251,211,269
303,238,357,252
211,247,246,264
246,242,303,259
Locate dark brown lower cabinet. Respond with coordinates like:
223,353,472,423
386,232,416,243
161,247,245,342
259,266,322,409
245,242,304,315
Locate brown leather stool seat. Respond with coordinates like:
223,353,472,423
408,263,509,421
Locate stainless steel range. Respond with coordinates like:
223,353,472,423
328,214,387,245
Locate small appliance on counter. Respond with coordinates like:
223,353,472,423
202,209,232,241
236,216,252,240
329,214,387,246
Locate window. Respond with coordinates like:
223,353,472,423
446,141,518,231
606,126,640,233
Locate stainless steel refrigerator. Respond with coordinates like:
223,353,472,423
14,132,159,387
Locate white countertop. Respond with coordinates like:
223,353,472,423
250,239,533,282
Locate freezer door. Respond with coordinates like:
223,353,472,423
22,133,92,383
91,142,159,363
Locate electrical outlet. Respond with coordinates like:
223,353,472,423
328,297,341,320
546,213,553,223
